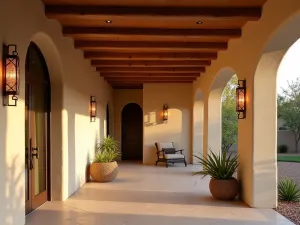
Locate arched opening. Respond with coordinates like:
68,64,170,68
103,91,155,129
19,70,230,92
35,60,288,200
121,103,143,161
193,90,204,164
106,104,110,137
252,13,300,208
25,42,51,214
208,68,237,155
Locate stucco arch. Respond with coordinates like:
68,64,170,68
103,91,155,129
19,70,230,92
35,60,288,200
29,32,64,201
193,89,204,163
207,67,237,154
253,12,300,208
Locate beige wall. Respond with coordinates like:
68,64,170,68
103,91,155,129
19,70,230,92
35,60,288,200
113,89,143,159
0,0,112,224
193,0,300,208
143,84,192,164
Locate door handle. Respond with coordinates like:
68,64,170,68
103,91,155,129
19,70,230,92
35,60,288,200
32,147,39,159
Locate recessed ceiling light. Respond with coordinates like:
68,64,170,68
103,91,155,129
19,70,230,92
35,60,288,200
106,20,112,23
196,21,203,24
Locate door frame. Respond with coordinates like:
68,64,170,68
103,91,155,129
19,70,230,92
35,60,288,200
25,42,51,214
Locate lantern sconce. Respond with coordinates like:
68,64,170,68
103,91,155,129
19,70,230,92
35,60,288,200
236,79,246,119
2,44,20,106
163,104,168,121
90,96,97,122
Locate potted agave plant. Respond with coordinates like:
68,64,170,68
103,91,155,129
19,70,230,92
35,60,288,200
194,150,240,200
90,135,120,182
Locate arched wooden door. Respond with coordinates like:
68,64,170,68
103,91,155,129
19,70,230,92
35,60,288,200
121,103,143,160
25,42,51,214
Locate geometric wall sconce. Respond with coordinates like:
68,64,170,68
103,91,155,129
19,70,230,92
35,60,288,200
236,79,246,119
2,44,20,106
90,96,97,122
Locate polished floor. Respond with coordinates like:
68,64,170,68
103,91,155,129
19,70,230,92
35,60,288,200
26,163,294,225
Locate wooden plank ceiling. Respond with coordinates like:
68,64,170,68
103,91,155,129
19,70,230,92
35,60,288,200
42,0,268,89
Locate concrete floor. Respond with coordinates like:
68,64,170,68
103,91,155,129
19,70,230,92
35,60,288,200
26,163,294,225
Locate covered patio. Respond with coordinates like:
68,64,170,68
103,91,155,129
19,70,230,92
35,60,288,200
25,164,292,225
1,0,300,224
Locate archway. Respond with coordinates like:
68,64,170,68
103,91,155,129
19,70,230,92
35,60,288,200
193,90,204,163
121,103,143,161
25,42,51,214
208,68,237,155
252,13,300,208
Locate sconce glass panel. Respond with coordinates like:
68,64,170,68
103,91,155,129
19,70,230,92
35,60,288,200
236,80,246,119
163,104,168,121
90,96,97,122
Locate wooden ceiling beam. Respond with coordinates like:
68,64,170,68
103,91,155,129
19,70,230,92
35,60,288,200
63,27,241,38
97,67,205,73
92,60,211,67
106,77,195,81
84,52,218,60
109,80,193,83
100,72,200,77
45,5,261,20
75,41,227,50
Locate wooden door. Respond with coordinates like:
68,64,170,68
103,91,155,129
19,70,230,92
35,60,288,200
121,103,143,160
25,42,50,214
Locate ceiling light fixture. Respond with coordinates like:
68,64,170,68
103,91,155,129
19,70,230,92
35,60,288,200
196,21,203,24
106,20,112,23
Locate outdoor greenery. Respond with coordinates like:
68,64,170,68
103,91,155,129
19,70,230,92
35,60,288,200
278,78,300,153
277,155,300,163
278,178,300,202
93,136,120,163
221,75,238,152
278,144,288,153
193,150,239,180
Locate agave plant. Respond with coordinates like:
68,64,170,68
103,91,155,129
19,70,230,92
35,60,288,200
94,136,120,163
193,150,239,180
278,178,300,202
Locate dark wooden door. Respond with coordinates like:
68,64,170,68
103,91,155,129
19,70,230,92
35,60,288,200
121,103,143,160
25,42,50,214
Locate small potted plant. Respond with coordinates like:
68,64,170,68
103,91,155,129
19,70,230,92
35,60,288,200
90,135,120,182
193,150,240,200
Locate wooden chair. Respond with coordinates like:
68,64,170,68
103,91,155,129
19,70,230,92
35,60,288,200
155,142,187,168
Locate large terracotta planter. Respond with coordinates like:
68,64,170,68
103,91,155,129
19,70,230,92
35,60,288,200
90,161,118,182
209,178,239,200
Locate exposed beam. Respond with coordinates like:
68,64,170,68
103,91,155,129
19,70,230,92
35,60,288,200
106,77,195,81
75,41,227,51
109,80,193,83
97,67,205,73
84,52,218,60
63,27,241,39
100,72,200,77
112,84,143,89
45,5,261,20
92,60,211,67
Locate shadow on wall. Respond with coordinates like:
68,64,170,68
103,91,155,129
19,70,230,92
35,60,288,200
0,109,23,225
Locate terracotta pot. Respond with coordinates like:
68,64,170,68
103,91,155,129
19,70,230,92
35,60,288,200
209,178,239,200
90,161,118,182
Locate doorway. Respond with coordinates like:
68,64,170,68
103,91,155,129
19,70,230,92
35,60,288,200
25,42,51,214
121,103,143,160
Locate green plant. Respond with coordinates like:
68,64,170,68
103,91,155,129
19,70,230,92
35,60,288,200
93,136,120,163
278,178,300,202
193,150,239,180
278,144,288,153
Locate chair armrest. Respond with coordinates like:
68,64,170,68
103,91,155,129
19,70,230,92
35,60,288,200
175,149,184,154
156,150,165,156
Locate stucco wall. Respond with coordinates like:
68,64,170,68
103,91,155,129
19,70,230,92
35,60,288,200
113,89,143,159
0,0,112,224
143,84,192,164
193,0,300,208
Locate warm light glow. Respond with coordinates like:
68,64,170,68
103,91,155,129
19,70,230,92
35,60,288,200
236,80,246,119
5,58,18,92
163,104,168,121
90,96,97,122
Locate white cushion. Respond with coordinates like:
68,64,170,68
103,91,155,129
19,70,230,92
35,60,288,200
156,142,174,151
164,154,185,159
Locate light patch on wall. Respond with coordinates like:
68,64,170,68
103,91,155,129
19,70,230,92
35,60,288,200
144,111,158,126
